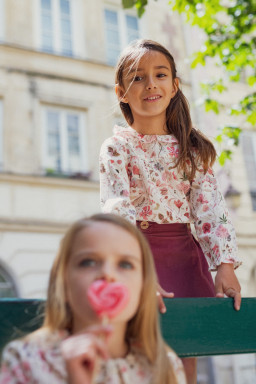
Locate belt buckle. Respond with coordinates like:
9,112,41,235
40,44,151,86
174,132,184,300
140,221,149,230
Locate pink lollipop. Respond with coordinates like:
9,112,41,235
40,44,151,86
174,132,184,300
87,280,130,319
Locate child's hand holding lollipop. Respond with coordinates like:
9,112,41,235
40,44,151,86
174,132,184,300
61,280,129,384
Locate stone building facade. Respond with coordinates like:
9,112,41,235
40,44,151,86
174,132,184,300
0,0,255,382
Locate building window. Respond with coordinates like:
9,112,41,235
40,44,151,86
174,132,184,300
40,0,73,56
104,9,140,65
42,107,88,175
241,131,256,211
0,265,18,298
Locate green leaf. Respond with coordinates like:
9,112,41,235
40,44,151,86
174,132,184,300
248,76,256,86
205,99,220,114
218,150,232,166
122,0,136,9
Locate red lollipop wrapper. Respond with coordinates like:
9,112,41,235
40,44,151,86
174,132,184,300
87,280,130,320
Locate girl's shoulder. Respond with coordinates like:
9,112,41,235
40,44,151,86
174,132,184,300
100,125,138,156
1,329,67,381
2,328,67,360
105,125,137,145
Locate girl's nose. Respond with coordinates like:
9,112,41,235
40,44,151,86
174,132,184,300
98,262,116,282
146,76,157,90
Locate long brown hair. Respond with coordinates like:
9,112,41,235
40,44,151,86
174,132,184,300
115,39,216,181
43,213,179,384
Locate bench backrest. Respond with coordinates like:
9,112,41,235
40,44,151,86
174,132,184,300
1,298,256,358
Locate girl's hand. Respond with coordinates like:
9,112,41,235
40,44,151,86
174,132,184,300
215,263,241,311
157,283,174,314
61,325,112,384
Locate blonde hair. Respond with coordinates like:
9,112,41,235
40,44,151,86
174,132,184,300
43,213,178,384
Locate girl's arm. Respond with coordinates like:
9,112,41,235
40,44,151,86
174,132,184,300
190,167,242,308
99,138,136,224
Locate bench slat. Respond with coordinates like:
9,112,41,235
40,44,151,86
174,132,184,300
1,298,256,358
161,298,256,357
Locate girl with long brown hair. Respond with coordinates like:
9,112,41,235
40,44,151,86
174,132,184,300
0,214,185,384
99,39,242,383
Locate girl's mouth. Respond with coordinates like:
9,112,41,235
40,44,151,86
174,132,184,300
144,95,161,102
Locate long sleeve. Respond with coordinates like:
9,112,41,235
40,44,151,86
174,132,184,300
99,138,136,224
190,166,241,271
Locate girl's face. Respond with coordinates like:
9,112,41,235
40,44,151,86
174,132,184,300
65,222,143,333
116,50,178,127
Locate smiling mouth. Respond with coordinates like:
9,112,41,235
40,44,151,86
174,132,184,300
144,95,161,101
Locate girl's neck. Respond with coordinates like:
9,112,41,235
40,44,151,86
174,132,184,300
106,322,129,358
131,115,167,135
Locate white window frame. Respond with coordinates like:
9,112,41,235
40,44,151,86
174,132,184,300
0,0,4,42
0,100,3,169
42,106,88,175
36,0,75,56
104,6,142,65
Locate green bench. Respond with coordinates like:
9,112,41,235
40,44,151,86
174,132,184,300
1,298,256,358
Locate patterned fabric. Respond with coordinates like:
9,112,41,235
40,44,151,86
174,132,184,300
99,125,241,271
0,330,186,384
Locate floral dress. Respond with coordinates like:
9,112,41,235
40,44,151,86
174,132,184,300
0,330,186,384
99,125,241,271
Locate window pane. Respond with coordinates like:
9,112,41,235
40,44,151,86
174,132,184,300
42,14,52,31
106,29,120,45
126,15,139,43
104,9,120,65
61,18,71,35
67,114,80,155
67,114,83,172
106,9,118,23
42,35,54,52
41,0,53,52
60,0,70,15
47,111,61,170
62,39,72,55
41,0,51,11
60,0,73,55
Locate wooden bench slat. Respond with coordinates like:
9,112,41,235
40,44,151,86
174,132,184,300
1,298,256,358
161,298,256,357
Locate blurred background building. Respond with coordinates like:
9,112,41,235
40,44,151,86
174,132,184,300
0,0,255,382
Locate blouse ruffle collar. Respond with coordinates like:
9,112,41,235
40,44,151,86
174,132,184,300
113,125,178,144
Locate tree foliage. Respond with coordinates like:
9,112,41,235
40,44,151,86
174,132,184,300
122,0,256,164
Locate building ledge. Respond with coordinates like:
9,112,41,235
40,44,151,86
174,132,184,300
0,172,99,191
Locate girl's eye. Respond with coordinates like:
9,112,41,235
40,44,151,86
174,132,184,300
134,76,143,81
79,258,97,268
119,260,134,270
157,73,167,78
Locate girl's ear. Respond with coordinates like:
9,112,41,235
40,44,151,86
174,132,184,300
171,78,179,97
115,84,128,103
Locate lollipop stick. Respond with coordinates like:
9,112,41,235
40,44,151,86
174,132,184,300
91,314,109,384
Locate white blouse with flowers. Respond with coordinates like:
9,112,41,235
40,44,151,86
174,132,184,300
99,125,241,271
0,330,186,384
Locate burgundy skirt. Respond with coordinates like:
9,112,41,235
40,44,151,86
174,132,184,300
137,221,215,298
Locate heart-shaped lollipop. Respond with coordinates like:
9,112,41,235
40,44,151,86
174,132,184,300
87,280,130,319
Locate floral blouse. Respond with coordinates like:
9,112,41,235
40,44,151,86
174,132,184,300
0,330,186,384
99,125,241,271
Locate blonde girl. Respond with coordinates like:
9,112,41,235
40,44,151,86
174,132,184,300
0,213,186,384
